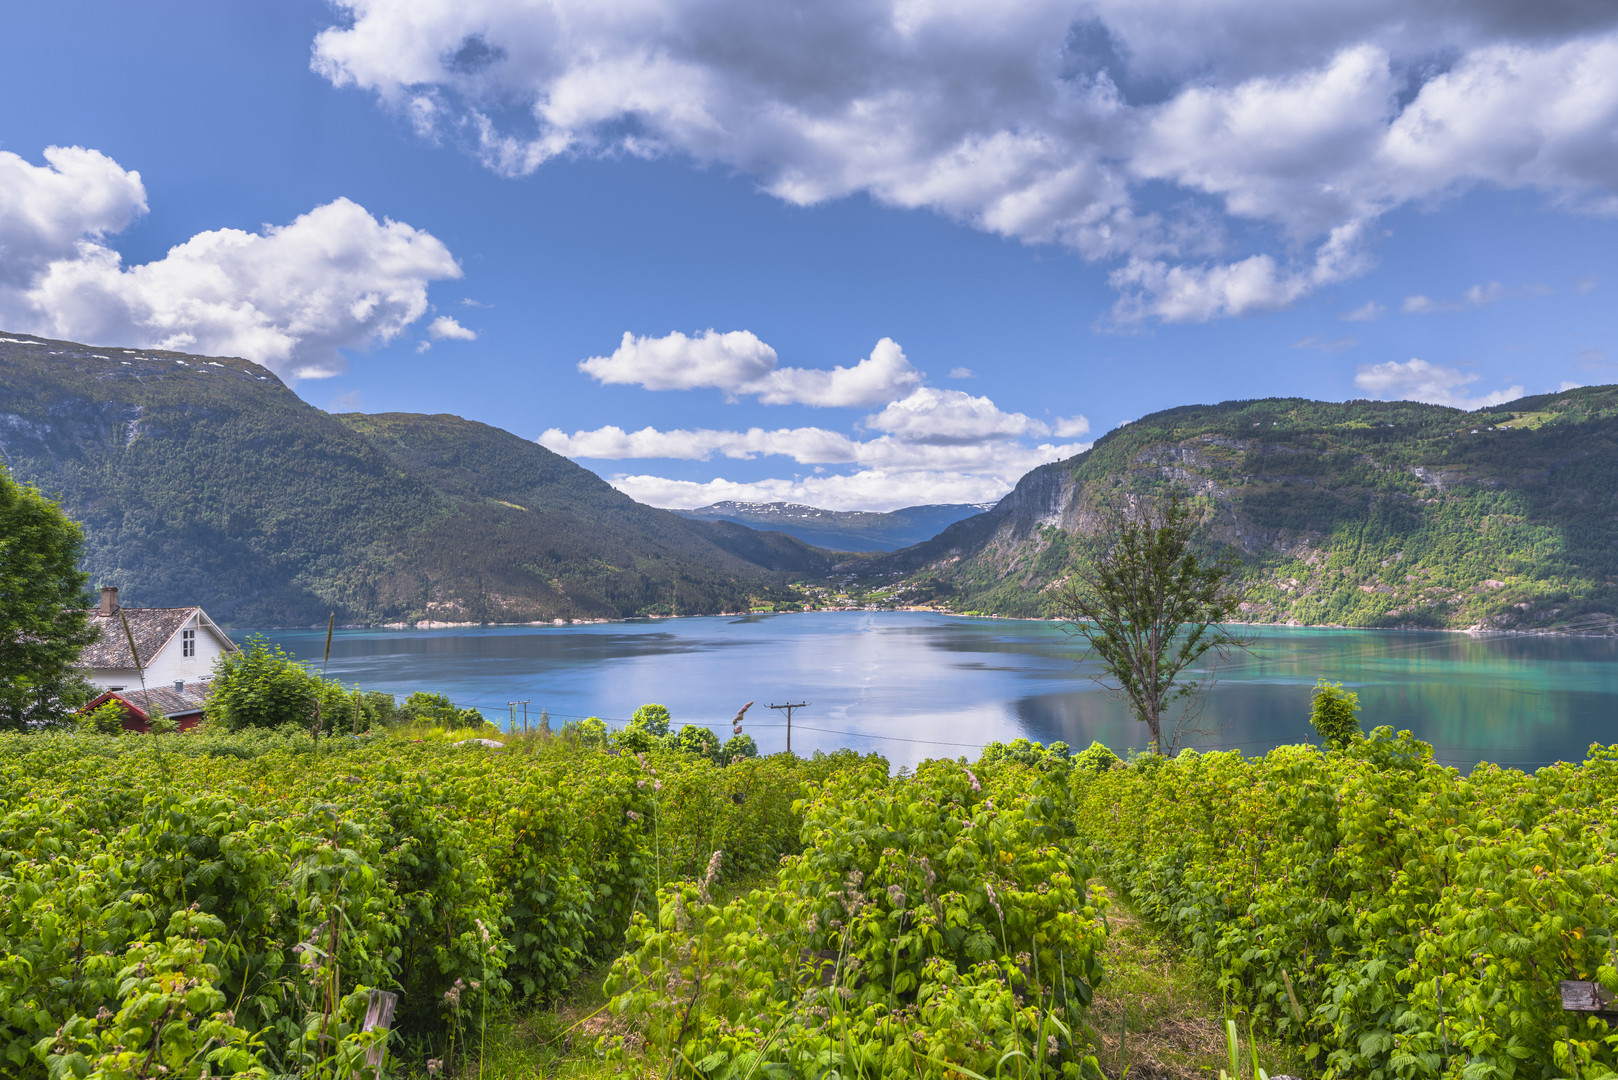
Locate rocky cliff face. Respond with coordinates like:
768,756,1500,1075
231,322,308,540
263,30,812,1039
864,391,1618,633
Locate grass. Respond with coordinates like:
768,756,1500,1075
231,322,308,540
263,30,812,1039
1086,892,1306,1079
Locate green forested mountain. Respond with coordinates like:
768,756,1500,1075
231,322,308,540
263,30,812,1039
873,390,1618,632
0,333,830,625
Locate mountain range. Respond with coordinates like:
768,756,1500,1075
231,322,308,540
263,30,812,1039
0,333,830,625
670,501,992,552
5,331,1616,633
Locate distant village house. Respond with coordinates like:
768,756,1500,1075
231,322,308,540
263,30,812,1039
76,586,238,732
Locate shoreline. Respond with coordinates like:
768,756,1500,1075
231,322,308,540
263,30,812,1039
236,606,1617,639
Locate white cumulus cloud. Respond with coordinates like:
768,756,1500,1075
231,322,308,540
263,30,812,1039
1353,357,1524,410
865,387,1051,445
539,375,1091,511
579,331,922,407
310,1,1618,321
428,314,477,340
612,471,1016,513
0,146,462,379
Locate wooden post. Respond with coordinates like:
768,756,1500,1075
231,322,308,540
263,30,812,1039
361,988,399,1075
1561,980,1618,1027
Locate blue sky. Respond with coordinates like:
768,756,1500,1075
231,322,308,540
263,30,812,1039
2,0,1615,509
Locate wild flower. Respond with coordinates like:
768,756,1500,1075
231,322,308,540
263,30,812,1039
887,884,905,907
984,881,1004,923
699,849,724,904
444,977,465,1006
965,767,981,793
626,809,641,820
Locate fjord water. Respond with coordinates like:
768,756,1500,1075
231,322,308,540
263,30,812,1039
249,611,1618,771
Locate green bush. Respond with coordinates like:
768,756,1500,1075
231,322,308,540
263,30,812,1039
559,715,608,747
0,726,872,1078
1073,730,1618,1078
720,732,757,761
76,699,129,735
1309,678,1361,749
675,723,721,760
613,702,674,752
204,634,320,730
1072,740,1121,773
606,755,1108,1077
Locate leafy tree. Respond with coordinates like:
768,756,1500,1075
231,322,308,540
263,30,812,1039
560,716,608,747
615,703,674,752
630,703,671,737
0,462,97,730
399,691,459,725
1055,493,1250,753
1310,679,1362,749
676,723,721,761
721,733,758,761
205,635,320,730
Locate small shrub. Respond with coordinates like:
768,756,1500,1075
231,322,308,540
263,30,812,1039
77,699,129,735
1310,679,1361,749
720,732,757,762
675,723,721,760
1073,740,1121,773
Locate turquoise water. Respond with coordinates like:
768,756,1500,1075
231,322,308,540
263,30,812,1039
245,611,1618,771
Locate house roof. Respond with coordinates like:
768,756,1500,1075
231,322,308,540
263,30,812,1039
78,607,199,668
84,682,209,720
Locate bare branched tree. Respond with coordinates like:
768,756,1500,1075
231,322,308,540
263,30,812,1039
1055,492,1251,753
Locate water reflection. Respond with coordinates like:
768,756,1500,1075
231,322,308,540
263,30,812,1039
247,612,1618,772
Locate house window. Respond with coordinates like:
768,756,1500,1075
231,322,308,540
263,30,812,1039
182,629,196,658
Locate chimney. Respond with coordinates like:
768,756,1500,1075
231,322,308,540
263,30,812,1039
174,680,185,693
99,586,119,616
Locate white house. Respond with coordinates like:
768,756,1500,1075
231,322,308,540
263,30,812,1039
77,586,239,692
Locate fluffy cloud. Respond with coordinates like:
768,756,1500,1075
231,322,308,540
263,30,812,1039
428,314,477,340
579,331,922,407
537,421,1087,475
311,1,1618,320
0,147,146,287
0,146,461,379
1354,357,1524,410
864,387,1086,445
610,471,1015,513
538,373,1091,511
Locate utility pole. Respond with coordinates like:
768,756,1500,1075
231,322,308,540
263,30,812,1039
507,700,530,734
769,701,809,754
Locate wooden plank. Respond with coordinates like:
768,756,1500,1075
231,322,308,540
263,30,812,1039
362,989,399,1075
1560,980,1617,1014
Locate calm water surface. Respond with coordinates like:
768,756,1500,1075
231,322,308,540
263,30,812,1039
245,612,1618,771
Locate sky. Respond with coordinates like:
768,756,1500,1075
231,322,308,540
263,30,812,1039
1,1,1615,511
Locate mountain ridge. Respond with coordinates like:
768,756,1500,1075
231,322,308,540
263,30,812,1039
0,333,830,625
869,390,1618,633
